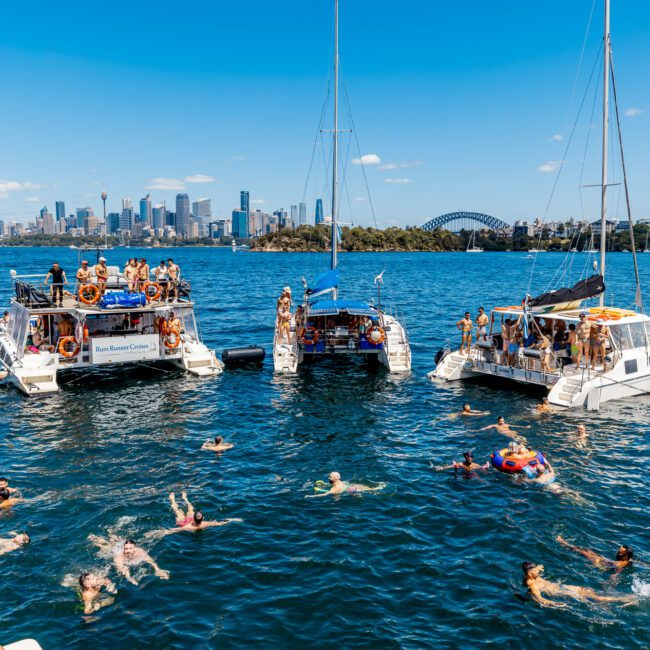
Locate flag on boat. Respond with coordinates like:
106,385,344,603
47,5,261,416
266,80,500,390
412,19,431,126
306,269,340,301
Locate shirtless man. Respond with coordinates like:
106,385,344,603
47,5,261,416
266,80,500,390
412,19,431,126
57,314,73,339
137,258,150,291
154,260,169,300
568,323,578,364
94,257,109,295
475,307,489,342
479,417,528,441
167,258,180,302
202,435,234,452
167,311,181,333
521,562,636,608
0,478,19,495
576,313,591,367
456,404,490,417
305,471,385,498
535,397,553,414
78,572,117,614
522,459,556,485
76,260,92,286
501,318,511,363
0,487,23,509
88,535,169,585
124,259,139,293
592,323,610,370
435,450,489,473
456,311,473,354
556,536,634,573
0,532,30,556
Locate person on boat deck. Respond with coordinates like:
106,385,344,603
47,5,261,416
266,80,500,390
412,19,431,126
277,286,292,310
57,314,73,339
521,562,637,609
568,323,578,364
76,260,92,286
167,258,180,302
94,257,109,295
154,260,169,300
456,311,473,354
32,326,55,353
576,312,591,367
137,258,150,291
508,327,522,366
479,417,529,441
43,262,67,307
150,491,241,536
167,311,181,334
0,487,24,509
475,307,489,342
501,318,511,361
435,450,489,473
592,323,610,370
534,332,553,373
556,536,634,573
458,404,490,417
124,259,139,292
535,397,553,413
277,303,292,344
0,532,30,556
305,472,384,498
1,311,9,328
202,435,234,452
78,572,117,614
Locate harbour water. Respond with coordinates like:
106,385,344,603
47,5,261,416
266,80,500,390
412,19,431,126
1,247,649,648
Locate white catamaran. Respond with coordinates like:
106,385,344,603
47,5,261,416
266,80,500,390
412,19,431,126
430,0,650,411
0,249,222,395
272,0,411,375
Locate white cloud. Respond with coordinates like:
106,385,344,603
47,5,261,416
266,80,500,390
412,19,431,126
379,161,422,170
625,108,643,117
537,160,564,173
0,180,41,193
25,196,40,202
352,153,381,165
252,199,266,205
379,163,397,170
146,177,186,191
184,174,216,183
355,196,365,202
547,134,563,142
384,178,412,184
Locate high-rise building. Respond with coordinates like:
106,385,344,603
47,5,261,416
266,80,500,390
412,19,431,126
166,211,176,228
176,193,190,237
290,205,298,229
315,198,324,225
240,190,250,215
122,198,132,210
55,201,66,223
107,213,120,234
299,202,307,226
84,215,99,235
39,206,55,235
119,206,133,232
76,207,94,229
152,204,166,230
192,198,211,220
232,209,249,239
274,209,290,229
139,195,152,227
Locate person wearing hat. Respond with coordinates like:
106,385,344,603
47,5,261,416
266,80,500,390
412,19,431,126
95,257,109,295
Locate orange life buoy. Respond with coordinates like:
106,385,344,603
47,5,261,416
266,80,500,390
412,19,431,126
366,326,386,345
142,281,162,302
78,284,101,305
300,327,320,345
164,327,181,349
58,336,80,358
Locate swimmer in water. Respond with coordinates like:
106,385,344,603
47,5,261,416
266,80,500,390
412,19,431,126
522,562,637,608
78,572,117,614
522,460,556,485
479,417,528,441
305,472,385,498
88,535,169,585
0,487,23,509
556,536,634,573
457,404,491,417
435,450,489,473
201,435,234,452
0,477,19,494
0,532,30,556
535,397,553,414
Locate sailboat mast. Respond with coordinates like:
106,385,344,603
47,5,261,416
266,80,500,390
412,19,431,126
599,0,610,307
330,0,339,275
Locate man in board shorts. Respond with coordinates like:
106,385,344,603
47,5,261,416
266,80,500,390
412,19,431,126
167,258,180,302
95,257,109,295
475,306,489,341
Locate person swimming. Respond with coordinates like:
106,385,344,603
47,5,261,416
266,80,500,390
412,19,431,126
556,536,634,573
78,571,117,614
521,562,637,608
0,477,19,494
479,417,528,442
535,397,553,414
0,487,23,509
435,450,489,474
201,435,234,452
458,404,490,417
0,532,30,556
305,472,385,498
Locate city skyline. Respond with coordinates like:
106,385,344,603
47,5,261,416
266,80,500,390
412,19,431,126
1,1,650,227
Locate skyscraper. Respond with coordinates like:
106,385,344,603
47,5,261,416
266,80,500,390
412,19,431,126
107,213,120,234
232,209,249,239
192,198,211,221
55,201,66,223
76,207,94,229
176,193,190,237
299,201,307,226
315,198,324,225
152,204,166,230
122,198,132,210
240,190,250,215
119,206,133,232
290,205,298,229
139,195,152,227
39,207,55,235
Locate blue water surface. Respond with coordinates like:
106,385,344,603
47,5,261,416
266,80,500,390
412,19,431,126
0,247,649,649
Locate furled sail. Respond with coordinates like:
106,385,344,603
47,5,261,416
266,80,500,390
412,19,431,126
528,274,605,309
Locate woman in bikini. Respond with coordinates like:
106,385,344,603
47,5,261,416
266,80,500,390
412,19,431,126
575,313,591,367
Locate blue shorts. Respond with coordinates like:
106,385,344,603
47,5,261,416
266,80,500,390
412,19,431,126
508,343,519,354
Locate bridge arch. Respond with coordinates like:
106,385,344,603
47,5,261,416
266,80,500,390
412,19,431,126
421,212,510,233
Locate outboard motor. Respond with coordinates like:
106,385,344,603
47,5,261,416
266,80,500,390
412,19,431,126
434,348,446,366
222,346,266,367
177,280,191,298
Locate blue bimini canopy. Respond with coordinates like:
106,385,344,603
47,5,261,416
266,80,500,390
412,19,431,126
308,299,377,317
306,269,340,301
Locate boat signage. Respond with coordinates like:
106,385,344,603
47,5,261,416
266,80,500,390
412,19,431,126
90,335,160,364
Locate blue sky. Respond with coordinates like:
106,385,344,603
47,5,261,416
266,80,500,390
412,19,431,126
1,0,649,228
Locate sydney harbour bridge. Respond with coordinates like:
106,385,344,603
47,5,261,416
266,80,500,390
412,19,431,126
421,211,510,234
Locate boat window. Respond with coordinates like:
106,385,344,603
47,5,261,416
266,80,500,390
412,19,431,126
608,324,631,351
645,321,650,346
629,322,647,349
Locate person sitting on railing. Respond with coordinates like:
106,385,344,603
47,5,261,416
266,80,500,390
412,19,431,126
76,260,92,287
124,259,139,293
43,262,67,307
32,322,55,353
95,257,109,295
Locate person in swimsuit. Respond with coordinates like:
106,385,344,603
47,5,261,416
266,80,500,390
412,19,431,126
0,488,24,510
0,532,30,556
277,303,292,344
535,332,552,373
0,478,19,495
456,312,473,354
567,323,578,364
305,471,385,498
591,323,610,370
535,397,553,414
522,562,637,608
201,435,234,452
575,313,591,367
78,572,117,614
556,536,634,573
501,318,511,363
456,404,490,417
475,307,489,342
435,450,489,474
94,257,109,295
124,259,139,293
76,260,92,288
88,535,169,585
167,258,180,302
137,258,150,292
154,261,169,300
521,460,555,485
479,417,528,442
